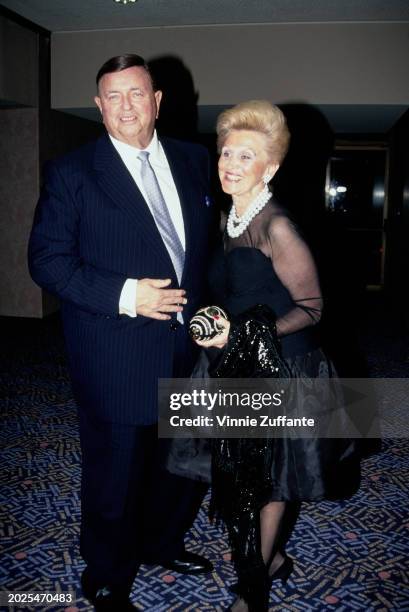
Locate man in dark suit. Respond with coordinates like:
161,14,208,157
28,54,213,611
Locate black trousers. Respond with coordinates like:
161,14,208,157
79,413,207,590
78,326,206,591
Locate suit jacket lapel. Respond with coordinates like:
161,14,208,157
93,134,174,272
160,137,202,284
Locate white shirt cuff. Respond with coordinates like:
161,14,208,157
119,278,138,317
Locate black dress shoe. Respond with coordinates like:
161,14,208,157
161,551,213,575
81,569,136,611
88,592,136,612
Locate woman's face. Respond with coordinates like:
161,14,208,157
218,129,277,202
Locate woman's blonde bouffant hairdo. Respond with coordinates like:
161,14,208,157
216,100,290,164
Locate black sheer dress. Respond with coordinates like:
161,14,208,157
207,199,360,610
209,199,359,502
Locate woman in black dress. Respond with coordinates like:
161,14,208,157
194,100,360,611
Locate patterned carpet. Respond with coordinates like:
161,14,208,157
1,298,408,612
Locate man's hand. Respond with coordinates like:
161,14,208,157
136,278,187,320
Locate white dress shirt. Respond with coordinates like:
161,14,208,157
109,132,185,318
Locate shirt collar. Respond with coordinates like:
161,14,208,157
109,131,164,166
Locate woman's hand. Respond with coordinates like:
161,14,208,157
194,317,230,349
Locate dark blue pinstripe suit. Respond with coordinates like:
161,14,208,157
28,132,213,589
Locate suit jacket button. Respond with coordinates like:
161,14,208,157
170,322,179,331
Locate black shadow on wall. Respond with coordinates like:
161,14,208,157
275,104,370,378
148,54,226,225
148,55,199,143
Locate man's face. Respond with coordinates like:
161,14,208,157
95,66,162,149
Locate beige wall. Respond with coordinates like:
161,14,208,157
52,22,409,108
0,16,38,106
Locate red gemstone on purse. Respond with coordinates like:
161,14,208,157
189,306,229,340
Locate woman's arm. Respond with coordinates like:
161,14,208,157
268,215,323,337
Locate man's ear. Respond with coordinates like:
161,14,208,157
94,96,102,115
154,90,163,119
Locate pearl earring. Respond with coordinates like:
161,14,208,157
263,174,272,185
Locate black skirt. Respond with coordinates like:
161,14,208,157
167,347,360,502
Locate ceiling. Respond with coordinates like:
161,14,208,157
1,1,407,133
2,0,409,32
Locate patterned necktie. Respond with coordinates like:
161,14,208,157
138,151,185,283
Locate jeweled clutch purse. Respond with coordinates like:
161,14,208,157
189,306,229,341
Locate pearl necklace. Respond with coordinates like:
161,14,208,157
226,186,271,238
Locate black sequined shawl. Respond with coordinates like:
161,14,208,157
209,304,291,611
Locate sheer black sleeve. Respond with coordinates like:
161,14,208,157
267,215,323,337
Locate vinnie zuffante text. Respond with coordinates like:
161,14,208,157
169,414,315,428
